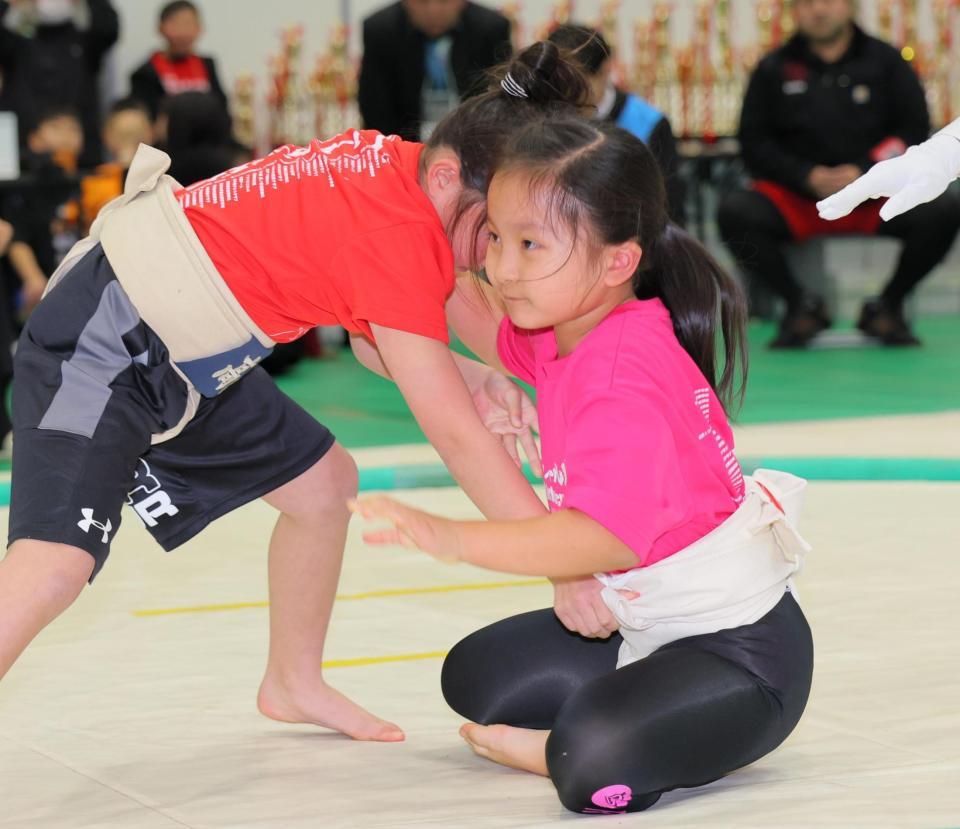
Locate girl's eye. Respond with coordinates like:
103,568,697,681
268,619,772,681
522,239,539,251
487,230,500,244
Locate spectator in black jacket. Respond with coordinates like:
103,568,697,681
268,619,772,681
358,0,512,141
718,0,960,348
130,1,228,121
547,24,685,226
0,0,119,167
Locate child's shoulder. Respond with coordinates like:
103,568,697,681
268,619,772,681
568,299,679,392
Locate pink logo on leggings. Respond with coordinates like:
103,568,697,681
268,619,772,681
591,784,633,810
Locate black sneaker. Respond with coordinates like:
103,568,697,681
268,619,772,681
857,299,921,346
769,297,832,349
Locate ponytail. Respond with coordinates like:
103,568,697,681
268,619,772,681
638,225,749,413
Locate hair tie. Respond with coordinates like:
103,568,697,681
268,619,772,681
500,73,529,99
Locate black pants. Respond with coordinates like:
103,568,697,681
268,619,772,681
717,187,960,313
441,591,813,814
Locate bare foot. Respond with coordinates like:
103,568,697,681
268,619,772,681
459,723,549,776
257,675,404,742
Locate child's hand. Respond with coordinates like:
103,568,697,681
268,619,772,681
472,369,542,477
348,496,462,563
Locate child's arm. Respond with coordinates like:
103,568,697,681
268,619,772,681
7,241,47,313
352,330,541,476
446,280,614,632
444,277,506,372
371,324,545,519
351,495,637,577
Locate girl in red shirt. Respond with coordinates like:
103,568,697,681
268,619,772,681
0,43,587,743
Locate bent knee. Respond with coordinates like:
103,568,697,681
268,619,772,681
440,637,484,720
5,540,94,605
546,724,661,814
267,442,358,519
320,443,359,500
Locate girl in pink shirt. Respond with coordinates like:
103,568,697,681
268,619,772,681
355,116,813,814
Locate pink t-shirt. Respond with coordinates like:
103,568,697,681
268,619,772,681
497,299,746,568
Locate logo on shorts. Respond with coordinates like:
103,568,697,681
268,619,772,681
212,355,262,393
78,509,112,543
126,459,180,528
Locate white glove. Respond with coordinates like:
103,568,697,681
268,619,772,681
817,133,960,222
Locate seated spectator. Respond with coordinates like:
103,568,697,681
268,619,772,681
547,23,686,226
130,0,227,121
81,98,155,228
358,0,512,141
103,97,155,168
0,0,119,167
157,91,238,186
4,107,83,290
718,0,960,348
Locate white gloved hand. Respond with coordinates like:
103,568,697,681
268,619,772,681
817,134,960,222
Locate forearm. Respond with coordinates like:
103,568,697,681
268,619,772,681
9,241,46,285
352,331,497,393
434,426,546,519
450,510,634,577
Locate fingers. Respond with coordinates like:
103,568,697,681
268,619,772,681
557,605,612,639
503,383,523,429
349,496,416,548
518,428,542,478
817,172,884,220
500,432,523,468
878,177,943,221
348,496,398,521
582,603,614,639
521,394,540,434
362,527,408,546
595,602,620,636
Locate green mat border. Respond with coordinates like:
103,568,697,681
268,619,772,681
0,456,955,507
354,457,960,492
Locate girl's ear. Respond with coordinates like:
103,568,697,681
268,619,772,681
603,240,643,288
423,154,462,202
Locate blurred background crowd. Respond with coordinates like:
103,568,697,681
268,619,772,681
0,0,959,448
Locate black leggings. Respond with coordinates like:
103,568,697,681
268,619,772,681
717,187,960,312
441,591,813,814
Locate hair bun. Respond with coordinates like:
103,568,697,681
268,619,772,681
498,41,590,109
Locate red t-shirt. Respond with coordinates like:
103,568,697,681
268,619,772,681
176,130,455,343
150,52,212,95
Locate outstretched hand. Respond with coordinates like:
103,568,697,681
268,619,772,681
349,496,462,563
817,136,960,222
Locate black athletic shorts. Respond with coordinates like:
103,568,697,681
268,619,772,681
7,244,335,580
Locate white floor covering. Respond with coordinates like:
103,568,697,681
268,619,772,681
2,417,959,828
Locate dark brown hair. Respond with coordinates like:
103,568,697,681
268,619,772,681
547,24,612,76
424,40,590,268
496,117,749,413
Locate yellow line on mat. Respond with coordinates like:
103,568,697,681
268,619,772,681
322,651,448,669
132,578,548,617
